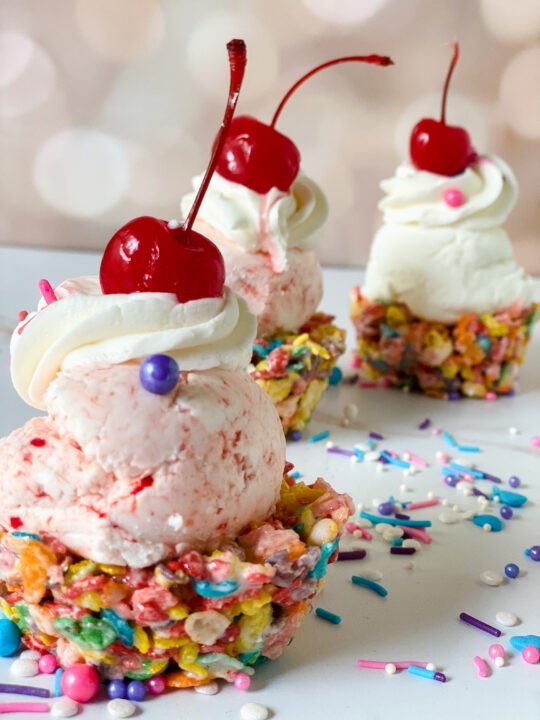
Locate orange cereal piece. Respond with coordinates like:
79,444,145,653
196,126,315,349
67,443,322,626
17,541,57,603
165,671,211,688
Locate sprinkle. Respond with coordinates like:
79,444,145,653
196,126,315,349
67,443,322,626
315,608,341,625
357,660,429,670
194,681,220,695
399,526,432,544
459,612,501,637
531,436,540,448
508,427,520,435
457,445,481,453
509,635,540,651
327,446,355,457
385,663,397,674
53,669,63,698
403,451,429,468
405,498,440,511
369,432,384,440
488,644,505,659
473,656,489,678
288,471,301,478
337,550,367,561
379,451,410,469
407,665,446,682
351,575,388,597
442,431,457,448
448,462,483,478
308,430,330,443
0,685,49,698
0,703,49,714
240,703,270,720
38,279,57,305
485,391,497,402
418,418,431,430
390,547,416,555
17,311,28,322
107,699,136,718
10,659,38,678
359,511,431,529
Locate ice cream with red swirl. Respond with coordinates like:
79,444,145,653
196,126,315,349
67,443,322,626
351,154,537,398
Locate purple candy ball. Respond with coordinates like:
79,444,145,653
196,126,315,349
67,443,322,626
290,430,302,442
528,545,540,562
139,354,179,394
378,501,395,516
500,505,513,520
504,562,520,579
444,474,459,487
127,680,146,702
508,475,521,488
108,679,127,700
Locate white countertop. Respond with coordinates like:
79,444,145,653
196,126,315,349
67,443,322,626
0,246,539,720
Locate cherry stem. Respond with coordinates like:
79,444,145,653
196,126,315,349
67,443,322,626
440,41,459,125
270,54,393,129
182,39,247,233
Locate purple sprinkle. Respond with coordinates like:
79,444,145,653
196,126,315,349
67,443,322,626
482,472,502,484
390,547,416,555
369,432,384,440
337,550,367,561
394,513,410,520
378,501,395,516
448,391,461,400
418,418,431,430
378,455,390,464
471,487,491,499
327,446,355,457
434,672,446,683
459,612,501,637
0,684,50,698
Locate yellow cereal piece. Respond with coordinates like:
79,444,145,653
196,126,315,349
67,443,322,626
76,592,102,612
168,605,189,621
98,564,126,576
37,633,57,647
386,306,407,325
83,649,117,665
154,636,192,649
257,375,295,403
237,591,272,617
306,341,330,359
178,641,207,679
292,333,309,347
65,560,98,583
299,508,316,535
440,360,459,379
236,604,272,653
298,379,327,418
0,598,18,621
133,626,150,654
481,315,508,338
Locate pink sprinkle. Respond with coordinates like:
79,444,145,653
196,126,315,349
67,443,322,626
406,498,440,511
0,703,49,714
431,427,442,435
485,391,497,402
346,523,372,541
442,187,466,207
399,525,432,544
438,453,451,464
473,656,489,678
38,279,57,305
488,644,504,660
403,451,429,468
357,660,429,670
359,381,377,388
531,436,540,448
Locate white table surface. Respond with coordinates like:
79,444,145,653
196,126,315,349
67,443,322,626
0,246,539,720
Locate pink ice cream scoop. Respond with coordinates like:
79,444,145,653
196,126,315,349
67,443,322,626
0,364,285,567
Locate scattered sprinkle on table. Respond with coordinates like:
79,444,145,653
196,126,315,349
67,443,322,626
315,608,341,624
195,680,220,695
480,570,504,586
473,656,489,678
407,665,446,682
351,575,388,597
0,702,49,714
240,702,270,720
107,699,136,718
0,683,49,698
308,430,330,443
495,611,518,626
459,612,501,637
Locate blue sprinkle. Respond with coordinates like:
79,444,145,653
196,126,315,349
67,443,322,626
510,635,540,651
490,487,528,507
328,367,343,386
457,445,481,453
380,451,410,469
315,608,342,625
442,431,458,448
11,531,41,540
351,575,388,597
267,339,283,351
359,510,431,529
353,447,365,461
308,430,330,443
53,668,63,697
448,462,484,478
477,335,491,352
472,514,503,532
309,539,339,580
391,538,403,547
193,580,239,598
252,344,269,357
366,438,375,450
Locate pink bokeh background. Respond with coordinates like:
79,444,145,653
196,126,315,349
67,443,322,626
0,0,538,272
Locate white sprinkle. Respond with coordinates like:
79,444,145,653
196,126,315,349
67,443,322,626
382,527,404,541
51,698,79,718
385,662,397,674
495,611,519,626
508,427,520,435
480,570,504,586
406,465,418,476
452,504,462,513
399,484,409,493
425,663,436,672
361,569,383,581
352,530,363,539
195,680,220,695
374,523,387,534
404,561,415,570
19,649,41,660
427,490,435,500
492,495,501,504
438,512,458,524
350,454,359,464
364,451,380,462
462,510,476,520
343,403,359,420
435,451,445,459
483,523,492,532
494,656,505,667
107,698,136,718
240,702,270,720
342,418,351,427
326,440,335,449
442,498,451,507
10,658,39,677
167,218,180,229
402,539,422,551
357,518,373,528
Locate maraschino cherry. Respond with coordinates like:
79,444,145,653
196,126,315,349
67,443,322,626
100,39,247,302
410,42,476,176
216,54,393,194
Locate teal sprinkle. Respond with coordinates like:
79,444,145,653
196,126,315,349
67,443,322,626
380,323,400,338
391,538,403,547
309,538,339,580
53,668,63,698
308,430,330,443
490,487,527,507
510,634,540,651
239,649,262,665
359,510,431,529
292,522,304,534
315,607,341,624
472,514,503,532
11,531,41,541
477,335,491,352
351,575,388,597
267,339,284,350
101,608,134,647
253,344,269,357
194,579,239,598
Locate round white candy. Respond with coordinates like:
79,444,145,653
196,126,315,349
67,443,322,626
495,611,519,626
438,512,458,524
10,658,39,677
51,698,80,718
385,663,397,674
19,649,41,660
364,451,380,462
480,570,504,586
494,656,505,667
402,539,422,551
362,569,383,581
343,403,359,420
107,699,136,718
240,702,270,720
195,680,220,695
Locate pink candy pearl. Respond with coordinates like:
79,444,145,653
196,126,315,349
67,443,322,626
38,653,58,674
60,663,100,703
233,672,251,690
147,674,166,695
443,188,466,207
531,436,540,448
488,643,504,659
522,645,540,664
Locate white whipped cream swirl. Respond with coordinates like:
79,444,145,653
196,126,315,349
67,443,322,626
11,276,256,409
364,155,534,323
180,172,328,273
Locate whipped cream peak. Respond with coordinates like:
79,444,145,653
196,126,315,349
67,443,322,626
11,276,256,410
180,171,328,273
379,154,517,229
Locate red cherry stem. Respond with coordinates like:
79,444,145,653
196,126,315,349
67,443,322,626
440,41,459,125
270,54,393,129
182,39,247,234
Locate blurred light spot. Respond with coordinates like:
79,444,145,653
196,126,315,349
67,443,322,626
75,0,164,62
394,92,491,162
0,32,56,117
500,46,540,139
481,0,540,44
302,0,387,25
34,128,130,217
187,13,278,103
